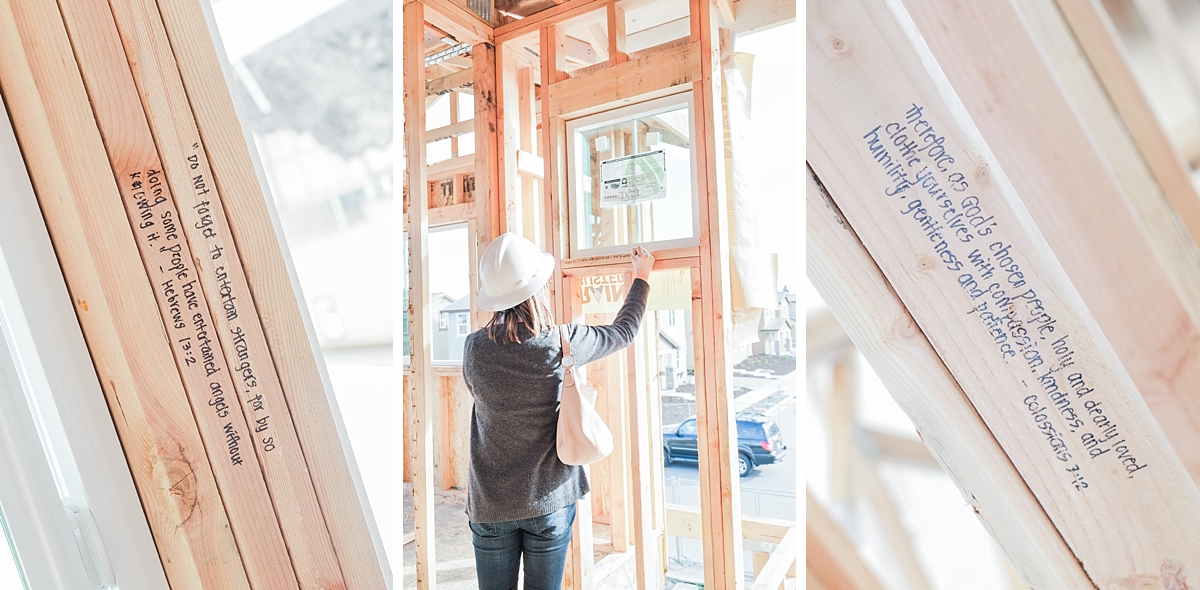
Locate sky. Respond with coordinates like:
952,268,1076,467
736,23,799,293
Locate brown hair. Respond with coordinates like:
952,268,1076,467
484,284,555,344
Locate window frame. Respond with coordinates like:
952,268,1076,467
564,91,700,258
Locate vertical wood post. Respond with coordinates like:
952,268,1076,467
404,2,436,588
691,0,743,584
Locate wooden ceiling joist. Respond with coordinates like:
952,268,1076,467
809,0,1200,584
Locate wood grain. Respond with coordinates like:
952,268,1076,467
907,0,1200,487
153,0,389,585
0,0,248,587
808,0,1200,582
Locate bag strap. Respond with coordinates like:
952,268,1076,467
559,325,576,388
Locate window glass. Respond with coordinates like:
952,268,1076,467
430,224,471,362
736,421,760,439
678,419,696,436
567,94,698,256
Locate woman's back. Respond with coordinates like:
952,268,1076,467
462,279,649,524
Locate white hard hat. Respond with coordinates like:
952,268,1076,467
476,233,556,312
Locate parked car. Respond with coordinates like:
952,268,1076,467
663,413,786,477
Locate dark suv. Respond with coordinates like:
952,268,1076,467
663,413,787,477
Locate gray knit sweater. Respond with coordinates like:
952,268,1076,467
462,278,649,523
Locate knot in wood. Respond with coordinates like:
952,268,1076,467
827,32,851,58
973,163,992,185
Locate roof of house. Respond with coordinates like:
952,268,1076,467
659,331,683,350
761,317,794,332
442,295,471,313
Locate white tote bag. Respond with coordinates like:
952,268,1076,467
556,325,614,465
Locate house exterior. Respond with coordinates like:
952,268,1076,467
432,294,470,361
752,289,798,357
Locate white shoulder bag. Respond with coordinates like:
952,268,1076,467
556,325,614,465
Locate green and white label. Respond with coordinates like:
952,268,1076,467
599,150,667,207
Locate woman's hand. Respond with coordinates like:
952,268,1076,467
631,246,654,282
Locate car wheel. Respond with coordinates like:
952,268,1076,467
664,448,673,466
738,454,752,477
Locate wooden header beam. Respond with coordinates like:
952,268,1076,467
809,0,1200,582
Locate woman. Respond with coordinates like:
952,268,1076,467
463,233,654,589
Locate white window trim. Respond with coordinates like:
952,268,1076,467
565,91,701,258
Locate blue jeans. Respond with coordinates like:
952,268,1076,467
470,503,576,590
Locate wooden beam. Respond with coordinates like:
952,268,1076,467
804,308,853,365
472,40,498,327
422,0,492,44
547,40,699,118
545,24,571,84
427,153,476,179
854,445,931,590
907,0,1200,483
1011,0,1200,325
1130,0,1200,111
626,272,657,587
723,0,793,36
405,2,437,589
806,168,1090,588
102,0,356,585
0,1,250,586
427,67,474,96
495,0,610,43
805,491,886,590
154,0,389,584
499,42,522,236
517,149,545,178
1053,0,1200,253
750,526,798,590
809,0,1200,582
864,429,939,470
691,0,742,583
426,119,475,143
607,2,628,64
665,504,792,544
828,355,854,505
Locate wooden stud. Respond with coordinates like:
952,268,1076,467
806,168,1091,587
608,2,629,64
0,1,250,587
545,24,571,84
749,526,797,590
472,41,499,312
450,91,460,157
809,0,1200,580
404,3,437,589
439,375,471,489
906,0,1200,483
805,491,885,590
563,275,594,590
626,273,656,588
854,446,931,590
828,355,854,505
1054,0,1200,252
518,66,541,245
499,42,523,236
154,0,390,584
691,0,743,584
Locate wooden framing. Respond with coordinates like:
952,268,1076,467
1053,0,1200,251
404,3,438,589
809,0,1200,582
1011,0,1200,323
0,1,254,587
905,0,1200,484
155,0,390,585
805,492,885,590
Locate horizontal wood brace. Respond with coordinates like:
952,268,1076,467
665,504,791,544
516,149,543,178
427,68,474,96
426,119,475,143
427,153,476,179
548,40,698,118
